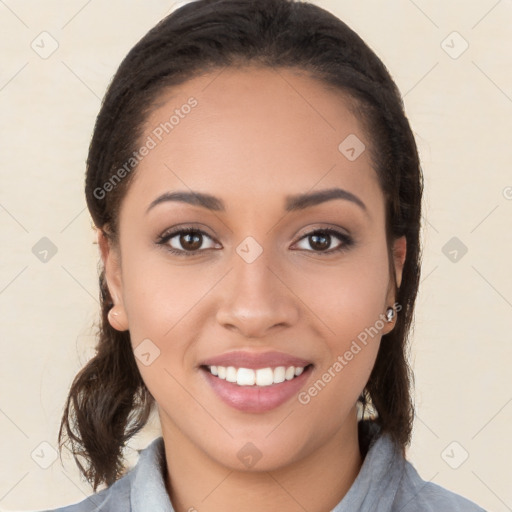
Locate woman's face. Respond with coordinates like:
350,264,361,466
101,66,406,471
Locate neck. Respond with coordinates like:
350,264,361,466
161,409,363,512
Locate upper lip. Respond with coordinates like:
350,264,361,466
200,351,312,369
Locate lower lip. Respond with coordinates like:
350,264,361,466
201,366,312,413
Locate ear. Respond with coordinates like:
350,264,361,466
97,228,129,331
383,235,407,332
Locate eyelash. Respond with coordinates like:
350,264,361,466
156,226,354,257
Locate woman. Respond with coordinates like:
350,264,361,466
44,0,486,510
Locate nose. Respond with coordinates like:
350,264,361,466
215,244,299,339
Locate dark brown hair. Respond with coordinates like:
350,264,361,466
59,0,423,491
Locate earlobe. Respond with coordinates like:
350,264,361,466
108,304,129,331
97,228,129,332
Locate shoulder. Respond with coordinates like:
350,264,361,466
393,457,487,512
355,421,487,512
37,437,166,512
38,473,132,512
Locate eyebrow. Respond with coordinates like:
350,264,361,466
145,187,368,215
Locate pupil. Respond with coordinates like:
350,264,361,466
182,232,201,250
311,233,329,251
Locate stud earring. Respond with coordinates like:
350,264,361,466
385,306,395,323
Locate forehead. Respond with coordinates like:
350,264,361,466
122,65,383,218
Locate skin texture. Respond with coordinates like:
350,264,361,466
99,66,406,512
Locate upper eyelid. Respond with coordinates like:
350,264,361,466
158,226,215,242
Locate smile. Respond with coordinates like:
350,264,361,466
201,363,313,413
206,365,306,387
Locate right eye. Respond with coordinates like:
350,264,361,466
157,227,221,256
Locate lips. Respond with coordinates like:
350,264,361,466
199,351,314,413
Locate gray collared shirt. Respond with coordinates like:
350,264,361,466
41,428,486,512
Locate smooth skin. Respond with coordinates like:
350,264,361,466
99,65,406,512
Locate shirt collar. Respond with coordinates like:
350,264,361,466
131,437,174,512
331,425,405,511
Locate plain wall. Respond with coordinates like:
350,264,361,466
0,1,510,510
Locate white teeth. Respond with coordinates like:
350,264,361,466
237,367,255,386
226,366,237,383
256,368,274,386
274,366,286,384
207,365,307,387
285,366,295,380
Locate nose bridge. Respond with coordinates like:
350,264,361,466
231,238,281,310
215,237,298,337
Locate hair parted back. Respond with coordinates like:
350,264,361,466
59,0,423,491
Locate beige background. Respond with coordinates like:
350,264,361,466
0,0,511,511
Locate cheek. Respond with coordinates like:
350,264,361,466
119,249,218,407
120,248,209,343
296,257,389,426
296,241,389,399
298,240,391,341
296,344,377,438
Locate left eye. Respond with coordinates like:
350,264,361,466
293,228,353,253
